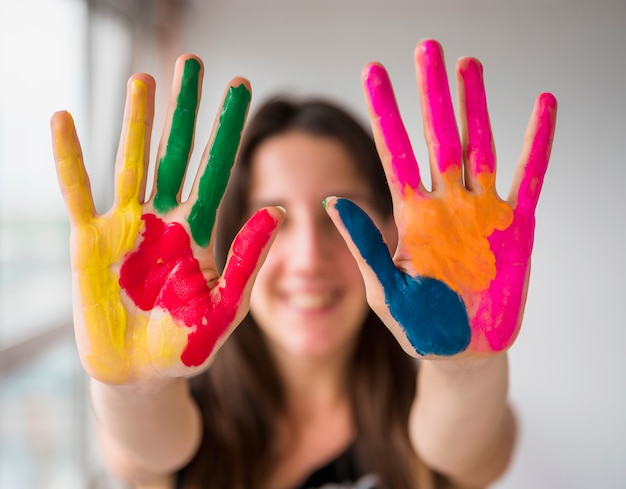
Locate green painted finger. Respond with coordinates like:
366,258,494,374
188,83,251,247
153,58,201,214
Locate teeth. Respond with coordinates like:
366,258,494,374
288,293,334,309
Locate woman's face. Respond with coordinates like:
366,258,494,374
247,130,393,361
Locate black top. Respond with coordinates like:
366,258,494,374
293,443,378,489
175,443,379,489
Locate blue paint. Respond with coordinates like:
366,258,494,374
333,198,471,356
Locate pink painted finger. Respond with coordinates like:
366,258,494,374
457,57,496,190
362,63,422,196
511,92,558,214
415,39,462,184
51,111,95,226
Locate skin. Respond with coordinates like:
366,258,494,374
247,131,396,361
325,38,557,359
51,40,556,488
246,131,397,488
51,56,284,384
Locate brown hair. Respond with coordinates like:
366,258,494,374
180,97,434,488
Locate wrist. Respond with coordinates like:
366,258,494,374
420,351,509,377
90,376,185,401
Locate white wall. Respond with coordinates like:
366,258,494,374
177,1,626,487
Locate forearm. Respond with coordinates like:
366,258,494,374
90,377,202,483
410,353,516,487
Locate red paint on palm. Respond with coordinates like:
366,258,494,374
119,210,278,367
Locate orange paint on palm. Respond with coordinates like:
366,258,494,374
401,171,513,304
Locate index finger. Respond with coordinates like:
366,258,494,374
362,62,424,200
187,78,252,248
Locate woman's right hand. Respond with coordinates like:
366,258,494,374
51,55,283,385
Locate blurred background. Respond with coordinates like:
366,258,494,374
1,0,625,487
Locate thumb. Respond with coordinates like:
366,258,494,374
324,197,400,300
325,197,471,357
181,206,284,368
221,206,284,311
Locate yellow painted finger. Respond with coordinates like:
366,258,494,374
51,111,95,226
117,79,149,208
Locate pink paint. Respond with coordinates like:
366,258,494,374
363,63,421,193
476,210,533,350
364,40,557,355
458,57,496,180
474,93,557,351
516,93,557,213
415,40,462,176
119,209,279,366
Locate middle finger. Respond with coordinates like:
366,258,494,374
415,39,462,191
152,55,203,214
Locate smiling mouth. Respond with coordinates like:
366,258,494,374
286,292,336,310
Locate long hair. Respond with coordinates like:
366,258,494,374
180,97,433,488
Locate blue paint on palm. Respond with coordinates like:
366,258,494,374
334,198,471,356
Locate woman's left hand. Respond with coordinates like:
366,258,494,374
325,39,557,358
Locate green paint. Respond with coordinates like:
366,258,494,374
153,58,201,214
188,84,251,247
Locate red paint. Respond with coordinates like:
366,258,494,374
119,209,278,366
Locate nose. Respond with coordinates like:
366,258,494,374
284,212,339,274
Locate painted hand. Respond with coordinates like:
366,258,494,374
326,39,557,358
51,56,283,383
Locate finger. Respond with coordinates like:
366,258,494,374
457,57,496,192
324,197,401,300
414,39,462,189
508,92,557,213
362,62,424,200
114,75,155,209
187,78,252,248
325,197,470,357
221,206,284,300
180,206,284,367
51,111,95,226
153,55,203,214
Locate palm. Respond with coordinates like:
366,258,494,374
52,57,281,383
327,40,557,358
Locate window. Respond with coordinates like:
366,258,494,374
0,0,145,486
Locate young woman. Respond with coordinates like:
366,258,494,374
50,39,557,489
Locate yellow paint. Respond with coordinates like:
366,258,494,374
401,173,512,302
84,307,188,382
130,313,190,373
55,80,187,383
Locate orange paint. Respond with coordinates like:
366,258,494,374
401,172,512,303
